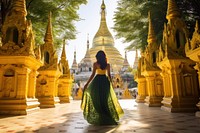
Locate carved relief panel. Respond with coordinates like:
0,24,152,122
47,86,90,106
0,69,16,98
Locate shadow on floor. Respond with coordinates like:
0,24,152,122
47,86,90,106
16,110,120,133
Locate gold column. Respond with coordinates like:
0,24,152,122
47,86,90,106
194,64,200,90
135,76,146,103
16,68,31,99
58,78,73,103
28,70,38,98
37,72,61,108
49,76,56,97
194,63,200,117
158,60,199,113
160,69,171,97
144,72,163,107
0,69,3,97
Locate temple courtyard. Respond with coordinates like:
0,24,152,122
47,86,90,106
0,99,199,133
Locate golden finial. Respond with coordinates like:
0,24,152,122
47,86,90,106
166,0,181,20
12,0,27,16
61,39,66,60
100,0,106,20
101,0,106,10
195,20,199,32
147,11,156,44
44,12,53,43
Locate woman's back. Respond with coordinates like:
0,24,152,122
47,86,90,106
95,62,111,76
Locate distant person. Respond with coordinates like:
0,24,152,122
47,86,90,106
81,50,124,125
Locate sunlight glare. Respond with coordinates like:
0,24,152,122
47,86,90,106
119,99,138,110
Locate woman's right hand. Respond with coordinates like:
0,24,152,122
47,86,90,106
83,83,88,91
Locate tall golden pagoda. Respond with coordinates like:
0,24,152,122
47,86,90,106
89,0,124,72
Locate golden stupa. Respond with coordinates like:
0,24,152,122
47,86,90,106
89,0,124,71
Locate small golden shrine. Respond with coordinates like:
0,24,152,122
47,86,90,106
135,57,147,103
73,87,83,100
58,40,73,103
122,87,132,99
157,0,199,112
0,0,42,115
112,74,124,89
185,21,200,116
141,11,164,107
36,12,62,108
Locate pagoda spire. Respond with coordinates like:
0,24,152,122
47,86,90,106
166,0,181,20
71,47,78,72
74,50,76,62
87,34,90,50
93,0,113,44
100,0,106,26
84,34,92,59
61,39,66,60
133,50,139,69
72,48,77,66
44,12,53,43
80,35,92,66
12,0,27,16
147,11,156,44
123,51,130,66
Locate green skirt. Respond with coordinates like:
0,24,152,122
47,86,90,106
81,75,124,125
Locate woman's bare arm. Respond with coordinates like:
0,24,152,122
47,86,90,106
107,64,112,82
83,63,96,90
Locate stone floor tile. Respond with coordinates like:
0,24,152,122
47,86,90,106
0,100,200,133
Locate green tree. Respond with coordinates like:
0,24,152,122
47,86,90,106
0,0,87,48
0,0,12,29
113,0,200,51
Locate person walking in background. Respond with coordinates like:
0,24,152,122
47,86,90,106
81,50,124,125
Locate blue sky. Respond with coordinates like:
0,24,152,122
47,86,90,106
66,0,136,68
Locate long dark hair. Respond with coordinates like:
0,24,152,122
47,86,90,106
96,50,107,70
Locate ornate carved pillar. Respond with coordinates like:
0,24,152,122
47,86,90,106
158,59,199,112
194,64,200,88
0,69,3,97
143,72,163,107
193,63,200,117
16,67,31,99
58,78,73,103
28,70,38,98
37,72,61,108
135,76,146,103
135,57,147,103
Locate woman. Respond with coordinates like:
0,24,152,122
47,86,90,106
81,50,124,125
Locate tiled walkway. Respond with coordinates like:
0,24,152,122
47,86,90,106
0,100,200,133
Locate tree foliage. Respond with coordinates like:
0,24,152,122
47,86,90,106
113,0,200,51
0,0,87,48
